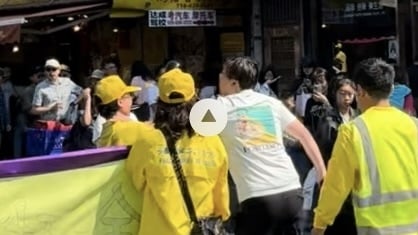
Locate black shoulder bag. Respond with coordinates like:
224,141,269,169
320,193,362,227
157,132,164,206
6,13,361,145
160,128,226,235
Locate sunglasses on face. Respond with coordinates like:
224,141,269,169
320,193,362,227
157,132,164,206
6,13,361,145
121,93,135,99
45,67,58,72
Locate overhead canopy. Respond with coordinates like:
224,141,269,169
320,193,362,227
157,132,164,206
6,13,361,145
0,2,108,23
111,0,241,18
0,2,109,43
0,0,54,9
0,0,105,10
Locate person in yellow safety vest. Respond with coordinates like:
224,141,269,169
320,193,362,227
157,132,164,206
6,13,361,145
312,58,418,235
333,42,347,74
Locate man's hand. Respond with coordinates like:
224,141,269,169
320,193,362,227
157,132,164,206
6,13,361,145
311,227,326,235
316,168,326,184
265,76,281,84
47,102,60,111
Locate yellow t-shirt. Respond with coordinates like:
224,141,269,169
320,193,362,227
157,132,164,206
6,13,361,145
335,51,347,73
97,120,152,147
126,129,230,235
314,106,418,229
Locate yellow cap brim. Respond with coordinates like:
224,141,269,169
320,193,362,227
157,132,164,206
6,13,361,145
123,86,141,94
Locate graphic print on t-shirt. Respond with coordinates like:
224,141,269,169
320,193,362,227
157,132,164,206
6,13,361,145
233,106,280,152
157,146,217,167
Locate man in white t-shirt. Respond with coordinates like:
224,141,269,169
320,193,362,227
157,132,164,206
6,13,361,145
217,56,326,235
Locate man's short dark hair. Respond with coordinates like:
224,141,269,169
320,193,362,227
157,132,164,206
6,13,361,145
223,57,258,90
352,58,395,99
95,96,118,119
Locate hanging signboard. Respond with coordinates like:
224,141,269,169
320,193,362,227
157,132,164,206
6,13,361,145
113,0,240,10
379,0,397,8
342,1,386,18
220,32,245,59
149,10,216,27
388,39,398,59
322,1,392,24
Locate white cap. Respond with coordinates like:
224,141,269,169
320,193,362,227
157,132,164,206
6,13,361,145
45,59,60,68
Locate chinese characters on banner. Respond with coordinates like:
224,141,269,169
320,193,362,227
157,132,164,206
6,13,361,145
149,10,216,27
343,1,385,17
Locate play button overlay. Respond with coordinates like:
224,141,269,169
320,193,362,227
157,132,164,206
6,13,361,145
201,110,216,122
189,99,227,136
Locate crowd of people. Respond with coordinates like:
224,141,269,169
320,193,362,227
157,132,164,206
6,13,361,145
0,54,417,235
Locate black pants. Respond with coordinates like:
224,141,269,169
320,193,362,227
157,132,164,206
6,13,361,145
325,202,357,235
236,189,303,235
0,131,13,160
224,172,239,233
298,183,357,235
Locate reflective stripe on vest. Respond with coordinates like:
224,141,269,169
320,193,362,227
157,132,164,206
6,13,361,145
352,117,418,208
357,220,418,235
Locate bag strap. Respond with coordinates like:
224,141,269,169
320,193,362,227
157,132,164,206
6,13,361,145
160,128,199,223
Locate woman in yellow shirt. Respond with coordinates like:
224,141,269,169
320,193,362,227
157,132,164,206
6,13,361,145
126,68,230,235
93,75,151,147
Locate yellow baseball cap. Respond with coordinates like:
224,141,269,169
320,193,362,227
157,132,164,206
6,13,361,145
158,68,195,104
95,75,140,105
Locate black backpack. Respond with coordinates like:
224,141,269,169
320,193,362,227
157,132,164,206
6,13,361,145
62,119,96,152
313,109,341,165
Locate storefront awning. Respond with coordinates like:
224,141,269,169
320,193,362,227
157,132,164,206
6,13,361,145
0,2,107,25
340,36,395,44
113,0,241,10
0,0,106,10
0,2,109,42
111,0,241,18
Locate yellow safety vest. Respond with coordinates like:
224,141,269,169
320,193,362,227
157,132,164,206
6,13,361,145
352,117,418,235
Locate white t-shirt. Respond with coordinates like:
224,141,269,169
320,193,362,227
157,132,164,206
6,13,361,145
218,89,301,202
295,80,312,117
146,81,159,105
146,81,159,121
131,76,147,105
92,112,138,143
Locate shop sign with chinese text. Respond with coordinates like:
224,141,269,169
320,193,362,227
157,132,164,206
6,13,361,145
149,10,216,27
113,0,240,10
322,1,393,25
342,2,385,18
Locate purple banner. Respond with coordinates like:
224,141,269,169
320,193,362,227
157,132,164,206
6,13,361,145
0,147,129,178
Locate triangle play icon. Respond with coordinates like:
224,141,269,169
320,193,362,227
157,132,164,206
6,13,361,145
201,110,216,122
